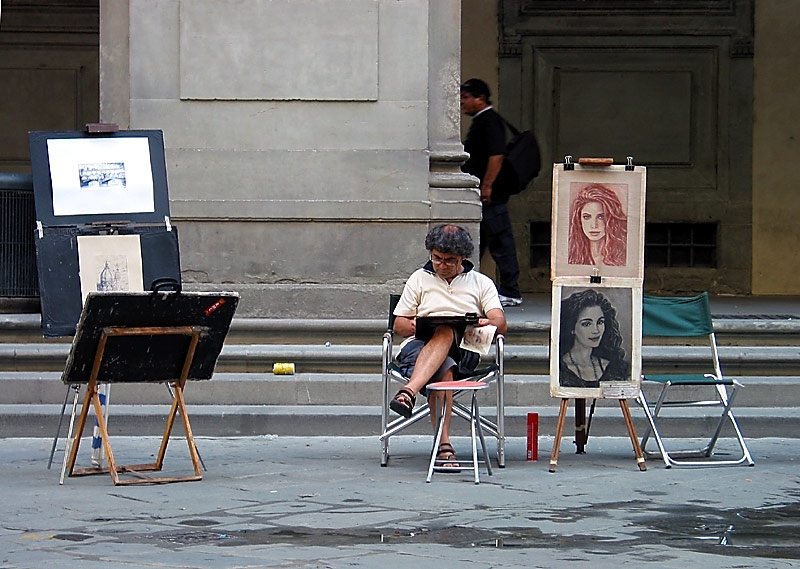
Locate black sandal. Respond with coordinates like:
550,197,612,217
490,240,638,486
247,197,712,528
436,443,460,470
389,388,416,418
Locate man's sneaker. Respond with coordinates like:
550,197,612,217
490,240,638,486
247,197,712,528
499,294,523,307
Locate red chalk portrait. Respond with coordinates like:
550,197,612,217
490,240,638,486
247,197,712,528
568,183,628,267
551,164,645,280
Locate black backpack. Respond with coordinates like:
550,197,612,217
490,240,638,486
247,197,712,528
493,116,541,197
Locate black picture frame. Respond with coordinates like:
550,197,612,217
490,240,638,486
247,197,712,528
28,130,170,227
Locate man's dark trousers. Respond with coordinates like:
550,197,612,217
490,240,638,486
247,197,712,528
480,202,521,299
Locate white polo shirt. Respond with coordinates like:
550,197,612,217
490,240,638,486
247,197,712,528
394,260,503,324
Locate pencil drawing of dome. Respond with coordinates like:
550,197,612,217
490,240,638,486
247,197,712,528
97,261,115,291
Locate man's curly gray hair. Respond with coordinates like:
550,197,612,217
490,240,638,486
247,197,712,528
424,224,474,258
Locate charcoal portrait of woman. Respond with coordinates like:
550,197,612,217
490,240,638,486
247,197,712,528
559,288,630,388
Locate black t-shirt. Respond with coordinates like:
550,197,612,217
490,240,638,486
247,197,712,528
462,108,507,202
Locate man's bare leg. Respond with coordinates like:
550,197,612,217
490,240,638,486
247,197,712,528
402,326,456,395
392,326,460,466
428,368,459,467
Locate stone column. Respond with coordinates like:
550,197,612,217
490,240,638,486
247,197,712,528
99,0,130,128
427,0,480,227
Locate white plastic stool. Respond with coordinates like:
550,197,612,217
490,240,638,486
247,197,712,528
426,380,493,484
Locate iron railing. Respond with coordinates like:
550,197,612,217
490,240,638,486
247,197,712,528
0,173,39,297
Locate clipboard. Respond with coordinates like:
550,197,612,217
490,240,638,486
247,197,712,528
415,313,479,342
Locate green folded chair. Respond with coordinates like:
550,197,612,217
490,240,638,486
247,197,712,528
638,292,754,468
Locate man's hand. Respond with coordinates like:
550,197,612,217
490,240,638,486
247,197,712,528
484,308,507,336
480,183,492,204
393,315,416,338
481,154,504,204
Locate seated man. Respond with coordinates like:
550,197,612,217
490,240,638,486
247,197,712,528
390,224,507,468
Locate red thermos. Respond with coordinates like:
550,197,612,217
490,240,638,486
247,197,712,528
527,412,538,461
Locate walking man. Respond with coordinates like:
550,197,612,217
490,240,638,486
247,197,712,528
460,78,523,307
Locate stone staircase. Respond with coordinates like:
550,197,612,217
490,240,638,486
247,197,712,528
1,308,799,442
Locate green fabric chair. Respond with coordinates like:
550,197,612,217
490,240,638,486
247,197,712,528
638,292,754,467
379,294,506,468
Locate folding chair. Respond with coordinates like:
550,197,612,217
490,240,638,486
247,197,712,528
380,294,505,468
638,292,754,468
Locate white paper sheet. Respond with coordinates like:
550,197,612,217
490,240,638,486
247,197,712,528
460,324,497,355
47,137,155,216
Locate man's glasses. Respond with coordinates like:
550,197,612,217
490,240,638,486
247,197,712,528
430,254,461,267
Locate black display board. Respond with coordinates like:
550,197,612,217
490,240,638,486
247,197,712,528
36,226,180,337
62,291,239,385
28,130,181,337
28,130,171,227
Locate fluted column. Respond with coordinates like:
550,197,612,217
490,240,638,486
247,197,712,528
427,0,480,222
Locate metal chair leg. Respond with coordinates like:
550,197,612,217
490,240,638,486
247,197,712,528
472,393,492,483
48,384,79,470
58,385,82,484
426,396,447,483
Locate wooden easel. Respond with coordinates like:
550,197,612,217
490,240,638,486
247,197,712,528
548,155,647,473
549,397,646,472
65,325,205,485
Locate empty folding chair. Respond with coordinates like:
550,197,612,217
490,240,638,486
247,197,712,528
638,292,754,468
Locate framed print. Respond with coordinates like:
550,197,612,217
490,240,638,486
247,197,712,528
29,130,171,227
550,283,642,399
551,164,646,280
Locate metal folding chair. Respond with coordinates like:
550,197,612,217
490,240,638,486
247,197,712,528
379,294,505,468
638,292,754,468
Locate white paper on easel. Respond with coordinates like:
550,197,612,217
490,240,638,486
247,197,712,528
77,234,144,304
460,324,497,355
47,137,155,216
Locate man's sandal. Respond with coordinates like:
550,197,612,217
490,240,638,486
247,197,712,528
389,388,416,418
436,443,460,471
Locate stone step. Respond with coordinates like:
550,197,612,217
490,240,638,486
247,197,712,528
2,342,800,376
1,372,797,407
3,313,800,345
1,403,796,440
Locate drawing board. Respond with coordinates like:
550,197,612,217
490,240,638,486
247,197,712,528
62,291,239,385
28,129,180,337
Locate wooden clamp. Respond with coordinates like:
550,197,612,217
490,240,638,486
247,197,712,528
578,157,614,166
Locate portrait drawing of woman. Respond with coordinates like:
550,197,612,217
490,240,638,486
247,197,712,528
568,183,628,268
559,288,629,388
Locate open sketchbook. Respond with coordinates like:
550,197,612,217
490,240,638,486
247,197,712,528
414,314,479,342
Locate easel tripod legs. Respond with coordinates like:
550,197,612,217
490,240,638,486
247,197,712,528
57,385,81,485
64,379,203,485
49,384,80,470
620,399,647,471
549,399,570,472
165,382,206,471
549,398,646,472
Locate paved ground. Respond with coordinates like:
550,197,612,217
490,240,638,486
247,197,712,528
1,435,798,568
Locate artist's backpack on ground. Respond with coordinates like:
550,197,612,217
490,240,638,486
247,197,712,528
493,116,541,197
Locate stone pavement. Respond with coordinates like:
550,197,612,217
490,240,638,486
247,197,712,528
1,435,798,568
